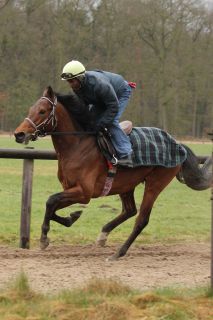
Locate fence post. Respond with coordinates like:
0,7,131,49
211,133,213,289
20,158,34,249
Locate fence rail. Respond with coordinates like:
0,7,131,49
0,148,57,159
0,148,208,162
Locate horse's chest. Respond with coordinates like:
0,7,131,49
57,161,79,189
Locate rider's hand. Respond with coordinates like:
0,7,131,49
95,123,105,133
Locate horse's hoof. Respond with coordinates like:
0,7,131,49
106,254,119,262
64,211,83,227
96,232,108,247
70,210,82,220
40,238,49,250
96,239,106,247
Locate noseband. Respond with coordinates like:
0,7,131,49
25,96,57,140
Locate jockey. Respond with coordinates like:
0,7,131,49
61,60,136,167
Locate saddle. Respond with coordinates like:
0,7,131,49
120,120,133,135
96,121,133,164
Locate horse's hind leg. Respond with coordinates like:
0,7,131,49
108,167,179,260
96,189,137,246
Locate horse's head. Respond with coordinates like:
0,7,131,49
14,86,57,144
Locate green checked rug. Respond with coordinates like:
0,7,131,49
129,127,187,168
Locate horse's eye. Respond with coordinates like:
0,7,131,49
39,110,46,115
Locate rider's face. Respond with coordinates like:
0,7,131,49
67,78,81,91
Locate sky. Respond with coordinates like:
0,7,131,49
203,0,213,8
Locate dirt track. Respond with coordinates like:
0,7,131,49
0,242,210,293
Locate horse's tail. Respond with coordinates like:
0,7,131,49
176,144,212,191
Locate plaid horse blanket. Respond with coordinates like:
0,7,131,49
129,127,187,168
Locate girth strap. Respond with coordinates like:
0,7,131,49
101,161,117,196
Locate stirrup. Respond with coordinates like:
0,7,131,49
110,155,118,166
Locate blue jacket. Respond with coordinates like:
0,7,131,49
76,70,129,127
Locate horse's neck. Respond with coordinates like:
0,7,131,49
51,103,91,156
56,102,80,132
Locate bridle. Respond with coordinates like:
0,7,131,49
25,96,58,140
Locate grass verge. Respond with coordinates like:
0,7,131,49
0,272,212,320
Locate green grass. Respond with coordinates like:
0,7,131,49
0,135,212,247
0,272,212,320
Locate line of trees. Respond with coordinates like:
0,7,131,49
0,0,212,137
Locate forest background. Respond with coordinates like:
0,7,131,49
0,0,212,138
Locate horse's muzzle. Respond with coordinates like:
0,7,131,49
14,131,27,143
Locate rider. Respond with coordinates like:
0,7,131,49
61,60,135,167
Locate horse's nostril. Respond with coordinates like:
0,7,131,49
14,132,26,143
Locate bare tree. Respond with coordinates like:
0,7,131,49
0,0,10,11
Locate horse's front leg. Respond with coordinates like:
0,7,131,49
40,186,90,249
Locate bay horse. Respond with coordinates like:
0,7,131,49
14,86,212,260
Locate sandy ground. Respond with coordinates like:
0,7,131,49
0,242,211,294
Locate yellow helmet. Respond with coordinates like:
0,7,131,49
61,60,86,80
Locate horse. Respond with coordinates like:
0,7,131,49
14,86,212,260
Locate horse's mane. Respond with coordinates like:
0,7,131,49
56,92,94,130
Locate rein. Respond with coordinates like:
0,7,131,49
45,131,96,136
25,96,96,139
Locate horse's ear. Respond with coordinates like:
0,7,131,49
43,86,55,99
